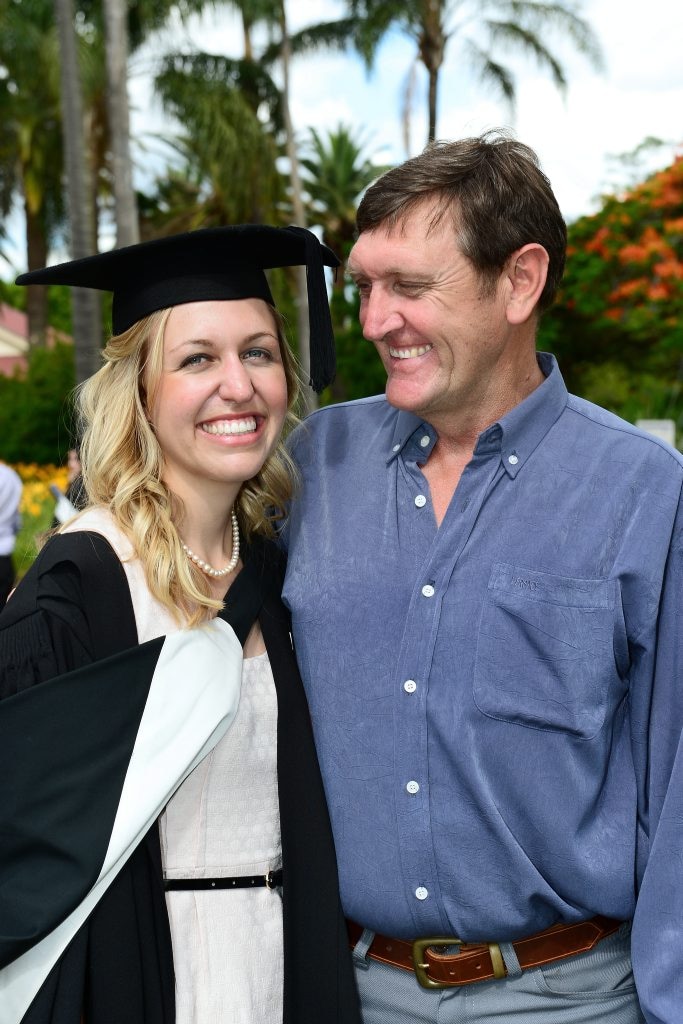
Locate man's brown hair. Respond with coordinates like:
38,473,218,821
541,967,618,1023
356,130,567,310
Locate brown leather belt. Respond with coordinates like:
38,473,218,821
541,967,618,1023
347,915,622,989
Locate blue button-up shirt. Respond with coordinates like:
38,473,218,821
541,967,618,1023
282,354,683,1022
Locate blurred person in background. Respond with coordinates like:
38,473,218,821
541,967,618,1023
0,461,22,606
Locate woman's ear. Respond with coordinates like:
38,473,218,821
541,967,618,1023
504,243,549,325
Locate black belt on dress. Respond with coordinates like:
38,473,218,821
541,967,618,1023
164,869,283,891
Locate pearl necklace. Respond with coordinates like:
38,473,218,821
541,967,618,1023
181,510,240,578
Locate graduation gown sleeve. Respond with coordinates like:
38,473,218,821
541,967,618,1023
0,533,243,1024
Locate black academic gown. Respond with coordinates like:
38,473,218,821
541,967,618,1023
0,532,360,1024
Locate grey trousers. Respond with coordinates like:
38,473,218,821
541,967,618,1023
352,924,645,1024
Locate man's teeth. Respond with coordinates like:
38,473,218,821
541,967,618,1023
201,417,257,435
389,344,432,360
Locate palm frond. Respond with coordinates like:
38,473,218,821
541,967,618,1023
261,19,358,66
464,38,516,107
491,1,604,69
486,20,566,92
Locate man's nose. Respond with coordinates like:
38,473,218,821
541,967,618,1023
360,289,403,341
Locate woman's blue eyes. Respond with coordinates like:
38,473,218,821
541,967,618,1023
179,348,273,369
243,347,273,361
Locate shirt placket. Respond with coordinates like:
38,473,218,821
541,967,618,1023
393,428,505,934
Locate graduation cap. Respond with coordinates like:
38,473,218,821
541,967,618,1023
16,224,339,393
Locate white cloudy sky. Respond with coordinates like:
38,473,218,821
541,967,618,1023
3,0,682,275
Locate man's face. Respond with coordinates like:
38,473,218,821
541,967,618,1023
347,200,516,435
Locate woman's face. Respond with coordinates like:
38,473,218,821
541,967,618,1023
147,298,289,503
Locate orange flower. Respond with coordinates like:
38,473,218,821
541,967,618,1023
647,282,671,301
585,226,610,255
654,260,683,279
609,278,647,301
619,244,648,264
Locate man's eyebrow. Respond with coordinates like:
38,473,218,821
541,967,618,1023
346,264,430,280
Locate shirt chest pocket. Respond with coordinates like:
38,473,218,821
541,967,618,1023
473,563,628,739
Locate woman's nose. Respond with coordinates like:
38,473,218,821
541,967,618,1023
217,359,255,402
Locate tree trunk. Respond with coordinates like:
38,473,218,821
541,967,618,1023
241,11,254,62
278,0,317,412
427,65,438,143
53,0,102,383
103,0,139,247
421,0,445,143
24,199,49,349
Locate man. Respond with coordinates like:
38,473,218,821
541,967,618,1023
282,131,683,1023
0,462,21,606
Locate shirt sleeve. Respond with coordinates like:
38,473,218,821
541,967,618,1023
631,492,683,1023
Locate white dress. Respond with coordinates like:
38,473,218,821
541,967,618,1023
62,508,284,1024
159,652,283,1024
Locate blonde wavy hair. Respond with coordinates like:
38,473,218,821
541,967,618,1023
74,303,301,626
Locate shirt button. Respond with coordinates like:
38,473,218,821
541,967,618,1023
404,679,417,693
421,584,435,598
420,435,430,448
392,444,401,453
406,780,420,794
415,887,429,901
508,454,519,465
414,494,427,508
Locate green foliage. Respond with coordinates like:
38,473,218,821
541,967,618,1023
300,124,388,252
144,53,285,231
324,287,386,403
0,343,77,464
0,0,65,230
0,280,26,309
539,155,683,433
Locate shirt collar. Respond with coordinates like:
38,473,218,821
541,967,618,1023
387,410,431,464
492,352,568,478
385,353,568,476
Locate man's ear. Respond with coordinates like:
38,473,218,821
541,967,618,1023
504,243,549,325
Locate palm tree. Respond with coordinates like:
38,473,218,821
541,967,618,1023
286,0,604,145
300,124,390,402
53,0,103,381
300,123,388,265
156,0,321,405
0,0,65,347
152,52,284,228
103,0,140,246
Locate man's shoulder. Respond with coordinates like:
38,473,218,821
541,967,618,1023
565,393,683,472
287,394,402,479
307,393,390,421
291,393,395,443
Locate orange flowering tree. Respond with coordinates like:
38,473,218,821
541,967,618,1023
538,154,683,430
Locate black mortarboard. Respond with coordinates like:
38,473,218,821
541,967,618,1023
16,224,339,393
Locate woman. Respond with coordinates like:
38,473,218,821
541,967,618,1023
0,226,360,1024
